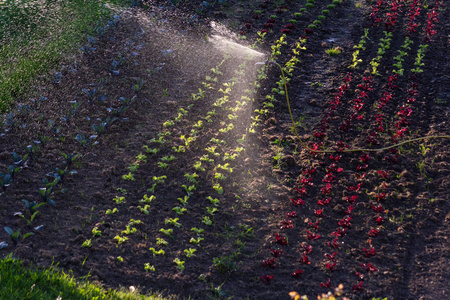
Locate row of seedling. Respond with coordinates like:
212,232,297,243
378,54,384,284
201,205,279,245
263,0,443,292
0,14,153,249
89,55,254,271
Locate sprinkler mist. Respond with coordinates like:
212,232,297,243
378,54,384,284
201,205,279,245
209,34,266,59
209,21,266,59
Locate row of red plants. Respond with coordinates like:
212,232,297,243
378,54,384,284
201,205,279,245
259,0,444,295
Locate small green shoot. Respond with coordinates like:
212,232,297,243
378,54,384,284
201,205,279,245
159,228,173,238
91,227,101,237
113,235,128,245
202,216,213,226
190,237,204,245
165,218,182,228
184,248,197,258
121,173,135,181
173,258,185,271
156,238,168,246
106,208,119,215
191,227,204,235
144,263,155,272
139,194,155,203
173,206,187,215
81,239,92,248
149,248,165,256
113,196,125,204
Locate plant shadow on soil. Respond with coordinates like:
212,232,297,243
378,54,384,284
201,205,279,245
0,1,449,299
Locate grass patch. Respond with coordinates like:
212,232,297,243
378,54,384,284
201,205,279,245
0,254,169,300
325,46,343,56
0,0,129,111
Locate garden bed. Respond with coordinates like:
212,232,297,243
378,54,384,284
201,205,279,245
0,0,449,299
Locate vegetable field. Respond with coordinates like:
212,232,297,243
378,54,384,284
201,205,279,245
0,0,448,299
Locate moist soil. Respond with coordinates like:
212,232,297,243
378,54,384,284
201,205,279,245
0,0,449,299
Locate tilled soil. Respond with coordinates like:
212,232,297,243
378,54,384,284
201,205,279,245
0,0,449,299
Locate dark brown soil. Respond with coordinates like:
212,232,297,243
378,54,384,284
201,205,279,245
1,0,449,299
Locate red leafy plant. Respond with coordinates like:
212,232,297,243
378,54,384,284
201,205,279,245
361,262,378,272
320,184,332,195
303,168,316,175
320,278,331,288
272,233,288,245
344,195,358,204
327,163,343,173
360,154,370,162
325,262,337,271
317,197,331,206
371,204,385,213
308,220,319,230
270,248,283,257
363,247,376,257
347,183,362,192
281,219,294,229
299,253,311,264
353,281,364,291
286,211,298,218
377,170,388,179
291,198,304,206
262,258,277,269
345,205,354,215
368,228,380,237
375,216,385,225
324,251,337,261
375,192,386,201
329,155,342,162
284,24,295,30
291,269,303,278
314,209,325,217
300,177,314,186
296,187,307,195
355,271,364,280
314,132,325,139
338,216,352,228
328,237,341,249
322,174,336,183
260,274,274,284
307,230,321,240
332,227,347,237
302,244,313,254
357,164,368,171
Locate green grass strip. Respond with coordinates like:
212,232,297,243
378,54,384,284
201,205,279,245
0,254,169,300
0,0,129,112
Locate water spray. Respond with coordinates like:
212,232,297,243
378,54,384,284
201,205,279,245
258,60,449,153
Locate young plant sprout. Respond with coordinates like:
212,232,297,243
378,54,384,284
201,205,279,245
191,227,204,235
159,228,173,238
173,258,185,271
144,263,155,272
139,194,155,203
4,227,33,245
190,237,204,245
113,235,128,244
149,248,165,256
106,208,119,215
156,238,168,246
173,206,187,215
184,248,197,258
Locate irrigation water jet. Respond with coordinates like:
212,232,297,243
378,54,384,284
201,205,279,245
209,34,266,59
